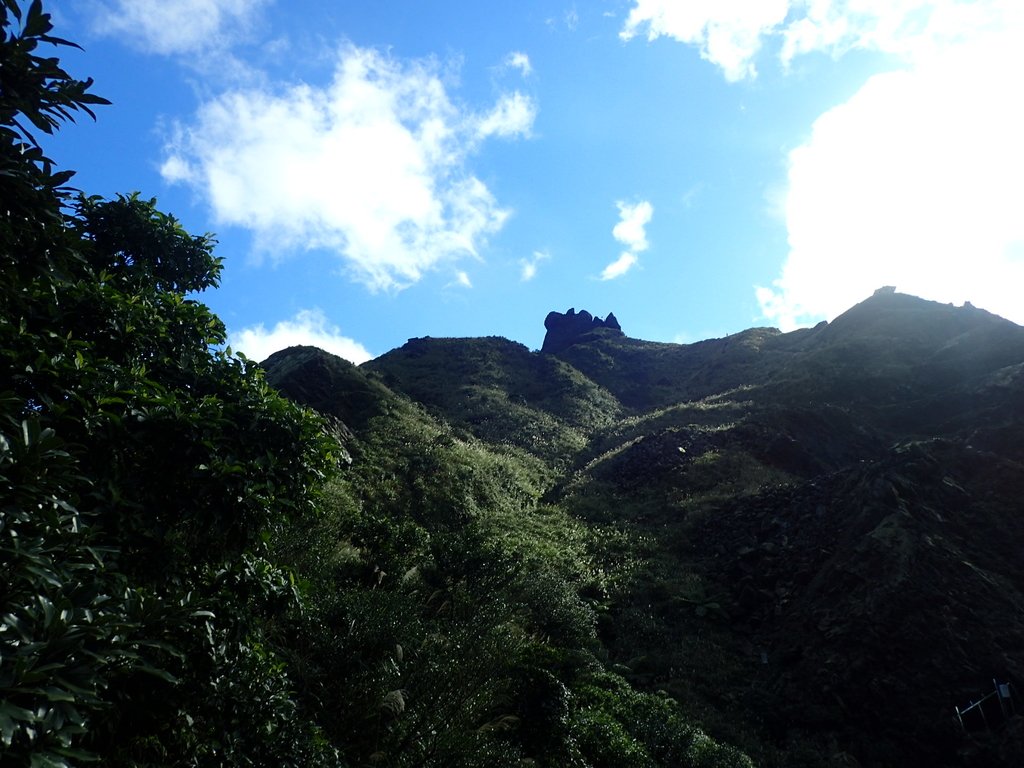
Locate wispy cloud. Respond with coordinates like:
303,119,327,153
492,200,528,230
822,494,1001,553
547,6,580,32
620,0,789,81
476,91,536,139
519,250,550,281
229,309,372,364
601,200,652,280
777,0,1000,66
620,0,1014,81
612,200,653,253
565,6,580,31
601,252,638,281
757,2,1024,328
91,0,271,55
503,51,533,77
162,45,537,292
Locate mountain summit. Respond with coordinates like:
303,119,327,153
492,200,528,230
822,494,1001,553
542,308,623,353
263,289,1024,767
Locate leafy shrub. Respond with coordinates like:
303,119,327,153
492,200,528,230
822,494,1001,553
1,4,337,763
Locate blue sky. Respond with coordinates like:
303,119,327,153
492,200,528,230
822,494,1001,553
43,1,1024,361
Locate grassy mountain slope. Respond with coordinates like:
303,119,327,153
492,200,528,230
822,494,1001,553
561,294,1024,767
265,288,1024,767
262,344,752,767
364,335,622,470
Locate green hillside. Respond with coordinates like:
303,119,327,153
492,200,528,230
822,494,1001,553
351,293,1024,767
5,5,1024,766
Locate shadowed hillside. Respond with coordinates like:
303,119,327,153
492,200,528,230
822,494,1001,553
265,288,1024,767
11,6,1020,764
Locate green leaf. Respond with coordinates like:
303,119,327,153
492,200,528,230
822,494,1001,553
0,712,16,747
24,0,51,37
30,753,73,768
42,686,75,703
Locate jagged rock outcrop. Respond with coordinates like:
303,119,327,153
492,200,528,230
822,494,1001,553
542,308,623,353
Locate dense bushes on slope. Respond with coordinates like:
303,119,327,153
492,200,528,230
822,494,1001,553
1,4,753,766
0,4,338,765
264,352,753,766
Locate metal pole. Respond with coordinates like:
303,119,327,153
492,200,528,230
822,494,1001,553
996,679,1008,719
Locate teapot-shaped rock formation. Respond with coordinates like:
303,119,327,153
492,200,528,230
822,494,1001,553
541,308,623,353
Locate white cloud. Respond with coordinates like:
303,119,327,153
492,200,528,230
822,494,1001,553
519,250,550,281
452,270,473,288
601,200,653,280
620,0,790,81
778,0,1010,66
476,91,536,139
612,200,653,253
621,1,1024,325
91,0,269,55
229,309,372,364
620,0,1018,81
758,8,1024,329
162,45,537,291
504,51,533,77
159,154,194,184
601,252,638,281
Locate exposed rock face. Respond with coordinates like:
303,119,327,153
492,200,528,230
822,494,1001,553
542,308,623,353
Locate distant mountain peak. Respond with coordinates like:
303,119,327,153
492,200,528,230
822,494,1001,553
542,308,623,353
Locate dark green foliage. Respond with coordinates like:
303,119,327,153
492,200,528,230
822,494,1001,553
0,0,108,242
284,231,1024,766
262,348,756,766
367,336,622,468
569,671,754,768
0,3,847,765
0,0,108,145
75,193,220,294
0,420,133,765
1,4,338,764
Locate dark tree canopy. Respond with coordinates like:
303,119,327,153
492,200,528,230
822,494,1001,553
1,3,339,764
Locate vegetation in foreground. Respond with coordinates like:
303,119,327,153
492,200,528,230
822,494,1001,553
0,3,752,765
8,4,1024,767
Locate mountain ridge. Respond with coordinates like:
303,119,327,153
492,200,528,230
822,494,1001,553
263,289,1024,766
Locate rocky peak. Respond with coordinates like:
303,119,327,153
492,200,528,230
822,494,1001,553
541,308,623,353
